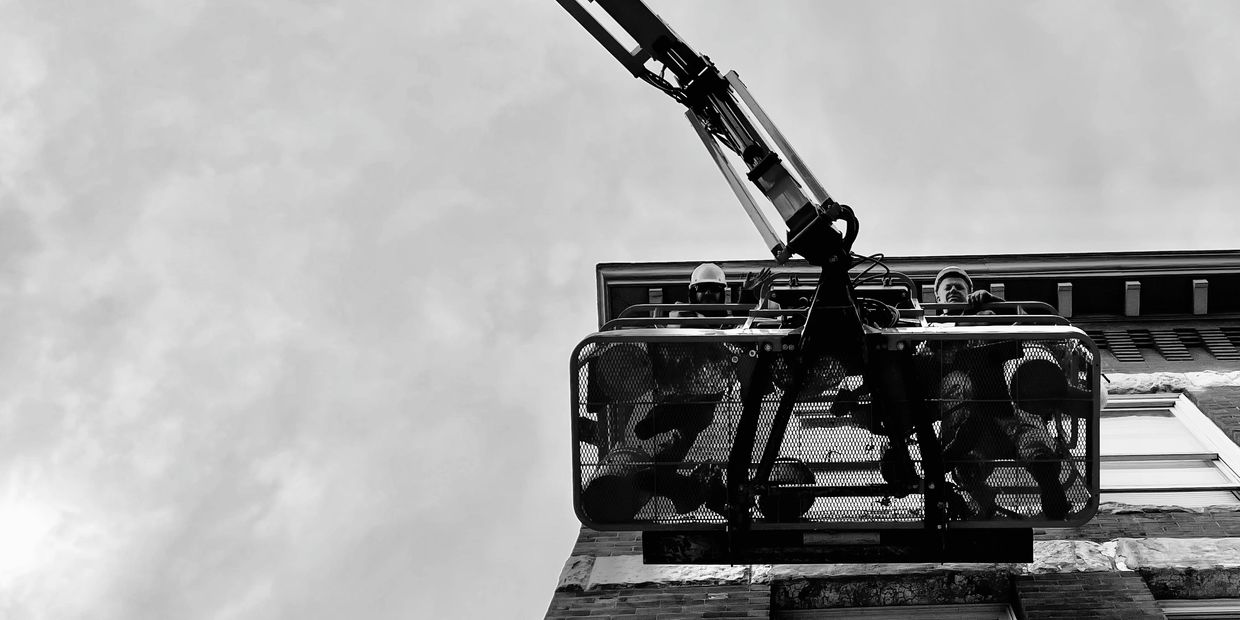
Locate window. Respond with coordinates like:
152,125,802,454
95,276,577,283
776,603,1016,619
1101,393,1240,507
1157,598,1240,619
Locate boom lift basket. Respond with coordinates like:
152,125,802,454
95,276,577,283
570,320,1101,532
554,0,1102,562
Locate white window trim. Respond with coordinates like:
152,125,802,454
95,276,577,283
1101,393,1240,501
1168,394,1240,471
1157,598,1240,618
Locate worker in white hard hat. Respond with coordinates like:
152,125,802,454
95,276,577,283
934,265,1002,314
670,263,730,322
927,266,1070,520
632,262,734,516
689,262,728,305
671,262,782,323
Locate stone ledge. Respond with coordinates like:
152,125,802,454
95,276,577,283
754,562,1019,582
556,555,595,592
1029,540,1115,573
1107,371,1240,393
1097,502,1240,514
771,571,1011,610
1118,537,1240,570
570,537,1240,590
586,555,751,590
1140,566,1240,599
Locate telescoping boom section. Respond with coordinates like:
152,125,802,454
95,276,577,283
570,303,1102,533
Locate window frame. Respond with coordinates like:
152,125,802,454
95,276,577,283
775,603,1017,620
1157,598,1240,618
1100,393,1240,505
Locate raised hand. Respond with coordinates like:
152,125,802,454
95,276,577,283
742,267,776,301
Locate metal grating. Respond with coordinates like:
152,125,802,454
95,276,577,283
1223,326,1240,347
1084,327,1240,363
1175,328,1204,349
1084,329,1106,348
572,329,1100,530
1101,330,1145,363
1201,327,1240,361
1149,329,1193,361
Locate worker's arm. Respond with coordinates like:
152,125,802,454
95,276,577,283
966,289,1029,316
966,289,1002,308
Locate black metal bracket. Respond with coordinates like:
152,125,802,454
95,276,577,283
644,528,1035,564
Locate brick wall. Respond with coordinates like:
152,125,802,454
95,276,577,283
1188,385,1240,443
1013,572,1163,620
1042,507,1240,541
571,528,643,558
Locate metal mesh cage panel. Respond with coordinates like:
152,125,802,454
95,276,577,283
571,328,1100,531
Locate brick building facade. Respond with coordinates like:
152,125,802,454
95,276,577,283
549,251,1240,619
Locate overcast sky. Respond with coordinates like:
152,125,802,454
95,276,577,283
1,1,1238,618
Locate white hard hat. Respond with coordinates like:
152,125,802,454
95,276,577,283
935,266,973,291
690,263,727,286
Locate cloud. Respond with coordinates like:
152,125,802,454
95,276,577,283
1,1,1239,618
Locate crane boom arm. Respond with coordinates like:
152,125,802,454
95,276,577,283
555,0,855,266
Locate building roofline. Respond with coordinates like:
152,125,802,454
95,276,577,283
597,249,1240,281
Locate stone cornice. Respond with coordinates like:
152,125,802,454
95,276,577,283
556,537,1240,592
597,249,1240,282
